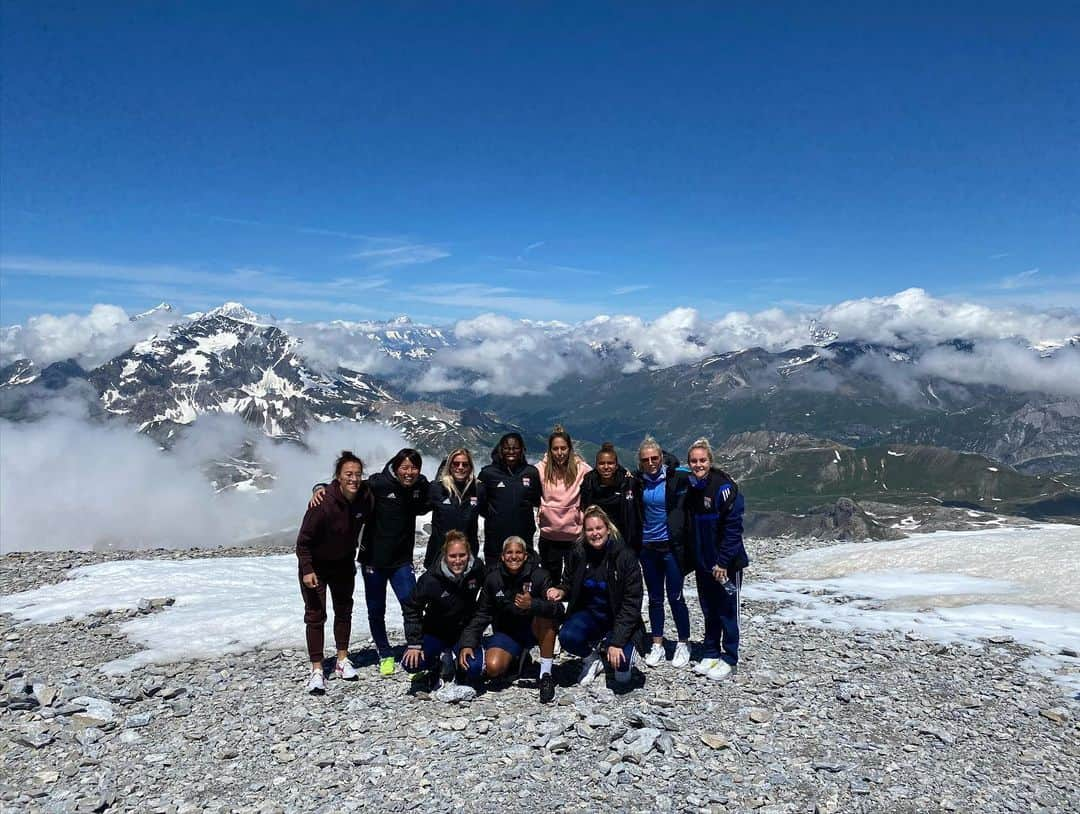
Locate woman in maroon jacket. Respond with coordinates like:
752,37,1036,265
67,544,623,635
296,451,373,695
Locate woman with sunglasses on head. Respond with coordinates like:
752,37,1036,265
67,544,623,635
548,505,647,687
459,536,561,702
424,447,486,569
296,451,373,695
478,432,542,566
579,442,641,552
685,438,748,680
632,436,693,671
535,425,592,587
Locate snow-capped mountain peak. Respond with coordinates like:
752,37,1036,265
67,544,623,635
204,302,262,324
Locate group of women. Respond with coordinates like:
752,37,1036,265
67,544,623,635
295,428,748,702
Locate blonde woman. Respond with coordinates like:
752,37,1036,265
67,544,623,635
425,447,486,569
547,505,647,687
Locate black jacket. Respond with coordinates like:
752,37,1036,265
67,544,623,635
633,465,692,573
401,556,485,647
559,539,648,653
425,476,486,568
460,559,560,649
358,460,431,569
579,466,641,551
296,480,372,575
477,457,541,561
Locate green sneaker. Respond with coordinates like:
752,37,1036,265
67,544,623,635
379,656,396,676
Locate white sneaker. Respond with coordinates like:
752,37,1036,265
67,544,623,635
306,670,326,695
644,642,665,668
693,657,720,675
672,642,691,668
335,659,358,681
707,660,732,681
577,653,603,686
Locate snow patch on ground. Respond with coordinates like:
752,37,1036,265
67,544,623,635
4,556,405,675
751,524,1080,694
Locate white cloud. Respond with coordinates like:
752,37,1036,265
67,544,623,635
0,402,410,553
351,242,449,268
0,304,181,368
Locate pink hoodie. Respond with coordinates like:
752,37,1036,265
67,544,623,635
536,456,592,542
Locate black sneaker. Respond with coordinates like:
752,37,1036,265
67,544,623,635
538,672,555,704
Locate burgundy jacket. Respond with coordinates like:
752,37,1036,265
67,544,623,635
296,480,373,575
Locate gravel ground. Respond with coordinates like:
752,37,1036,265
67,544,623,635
1,537,1077,813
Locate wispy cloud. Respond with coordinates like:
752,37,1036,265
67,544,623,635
999,268,1040,290
988,252,1011,260
612,284,650,295
351,243,450,268
522,240,545,254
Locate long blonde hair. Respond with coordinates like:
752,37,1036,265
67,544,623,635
439,447,476,499
578,504,621,545
542,424,580,486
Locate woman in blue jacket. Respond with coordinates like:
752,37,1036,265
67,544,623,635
685,438,749,681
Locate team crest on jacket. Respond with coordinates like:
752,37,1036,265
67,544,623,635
469,496,478,505
522,477,531,486
412,489,420,499
467,579,478,590
704,496,713,510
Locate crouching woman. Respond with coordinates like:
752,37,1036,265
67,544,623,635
459,536,561,702
548,505,648,687
401,531,485,689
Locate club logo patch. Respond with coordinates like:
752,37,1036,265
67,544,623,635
522,477,531,486
704,496,713,510
470,497,478,505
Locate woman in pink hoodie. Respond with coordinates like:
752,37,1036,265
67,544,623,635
536,425,592,586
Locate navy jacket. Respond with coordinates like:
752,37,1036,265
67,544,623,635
686,469,748,573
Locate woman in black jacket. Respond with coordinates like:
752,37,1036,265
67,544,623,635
401,531,485,688
295,451,373,695
548,505,648,688
424,447,485,568
459,536,561,702
477,432,542,563
579,442,641,550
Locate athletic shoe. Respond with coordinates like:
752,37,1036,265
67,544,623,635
644,642,665,668
306,671,326,695
335,659,358,681
707,660,733,681
576,653,603,686
378,656,396,676
538,673,556,704
672,642,691,668
693,657,720,675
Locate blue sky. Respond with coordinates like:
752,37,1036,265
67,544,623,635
2,1,1078,326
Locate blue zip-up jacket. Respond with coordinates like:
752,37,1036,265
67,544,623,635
687,469,749,573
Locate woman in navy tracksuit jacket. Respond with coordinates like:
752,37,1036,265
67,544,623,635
424,447,486,568
685,438,749,680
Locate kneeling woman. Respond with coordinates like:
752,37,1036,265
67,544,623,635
549,506,648,686
296,451,373,695
459,537,561,702
401,531,485,688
